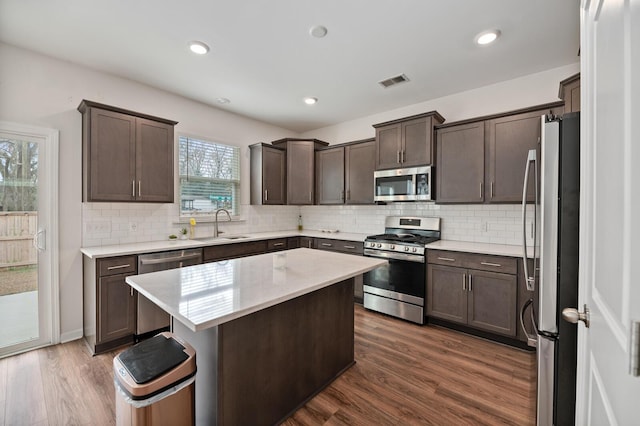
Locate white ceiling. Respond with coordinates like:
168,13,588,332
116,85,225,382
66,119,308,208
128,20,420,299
0,0,580,133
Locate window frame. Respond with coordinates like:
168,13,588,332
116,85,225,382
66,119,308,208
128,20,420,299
177,133,241,220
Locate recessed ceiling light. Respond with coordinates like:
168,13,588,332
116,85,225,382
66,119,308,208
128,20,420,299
189,41,210,55
216,97,230,104
304,97,318,105
309,25,328,38
475,30,501,45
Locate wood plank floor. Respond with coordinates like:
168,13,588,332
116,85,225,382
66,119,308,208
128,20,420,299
0,305,536,425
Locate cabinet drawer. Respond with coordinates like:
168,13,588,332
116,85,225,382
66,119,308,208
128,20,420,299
266,238,288,251
204,241,268,262
316,238,363,255
427,250,517,274
98,255,137,277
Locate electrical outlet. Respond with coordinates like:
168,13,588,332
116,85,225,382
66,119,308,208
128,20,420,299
129,222,138,232
85,221,111,234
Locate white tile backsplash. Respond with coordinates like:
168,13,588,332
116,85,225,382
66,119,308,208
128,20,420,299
82,201,534,248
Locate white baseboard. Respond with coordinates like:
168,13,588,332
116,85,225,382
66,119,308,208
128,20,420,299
60,329,83,343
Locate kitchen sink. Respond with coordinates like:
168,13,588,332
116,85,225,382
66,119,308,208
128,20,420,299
193,235,248,242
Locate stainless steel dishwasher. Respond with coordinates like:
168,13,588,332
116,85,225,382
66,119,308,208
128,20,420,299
137,248,203,338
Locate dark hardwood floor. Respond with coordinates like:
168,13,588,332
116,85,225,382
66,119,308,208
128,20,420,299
0,305,536,425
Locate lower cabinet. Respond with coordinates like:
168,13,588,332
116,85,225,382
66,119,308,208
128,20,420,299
427,250,518,337
84,255,137,355
204,240,268,262
313,238,365,302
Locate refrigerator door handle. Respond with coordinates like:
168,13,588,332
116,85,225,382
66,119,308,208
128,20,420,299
521,149,537,291
519,298,538,347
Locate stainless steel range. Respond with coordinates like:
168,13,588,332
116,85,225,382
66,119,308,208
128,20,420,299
363,216,441,324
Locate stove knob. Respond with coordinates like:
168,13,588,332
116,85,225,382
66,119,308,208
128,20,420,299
413,247,417,253
376,243,382,248
404,247,410,252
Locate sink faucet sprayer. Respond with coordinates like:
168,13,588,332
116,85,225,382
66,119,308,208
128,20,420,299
214,209,232,238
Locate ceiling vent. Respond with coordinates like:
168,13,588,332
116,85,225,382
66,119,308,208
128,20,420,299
378,74,410,88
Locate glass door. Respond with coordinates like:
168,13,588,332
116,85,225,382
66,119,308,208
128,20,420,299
0,122,58,358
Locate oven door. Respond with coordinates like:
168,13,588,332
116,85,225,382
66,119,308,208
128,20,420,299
363,255,425,300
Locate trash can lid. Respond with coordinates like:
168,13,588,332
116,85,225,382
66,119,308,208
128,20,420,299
118,334,189,384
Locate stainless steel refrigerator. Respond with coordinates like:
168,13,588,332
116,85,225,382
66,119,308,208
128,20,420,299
521,112,580,426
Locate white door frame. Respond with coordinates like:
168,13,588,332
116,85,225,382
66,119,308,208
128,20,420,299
0,121,60,355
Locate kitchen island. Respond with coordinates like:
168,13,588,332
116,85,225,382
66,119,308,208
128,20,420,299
125,248,385,425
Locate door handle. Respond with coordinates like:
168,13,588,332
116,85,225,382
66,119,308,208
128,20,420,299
33,229,46,251
522,149,537,292
562,305,590,328
519,298,538,347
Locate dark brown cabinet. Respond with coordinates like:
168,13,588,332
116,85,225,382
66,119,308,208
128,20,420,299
250,143,286,205
204,240,268,262
427,250,517,337
559,73,580,113
84,255,137,354
436,121,485,203
299,236,315,249
435,102,564,204
272,139,328,205
373,112,444,170
316,147,345,204
78,100,176,203
315,139,376,205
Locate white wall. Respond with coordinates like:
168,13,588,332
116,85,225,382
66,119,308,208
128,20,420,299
0,42,297,341
301,63,580,143
0,40,579,342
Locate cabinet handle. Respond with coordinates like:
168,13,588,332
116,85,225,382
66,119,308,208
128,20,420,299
130,287,134,297
402,150,406,163
321,243,333,247
273,242,285,247
437,257,456,262
138,181,141,197
480,182,483,199
346,189,350,201
491,181,494,199
397,150,401,164
462,274,466,291
341,190,345,201
481,261,502,267
309,191,312,202
132,180,135,197
308,240,313,248
469,274,473,292
344,245,356,249
107,264,131,270
265,189,268,201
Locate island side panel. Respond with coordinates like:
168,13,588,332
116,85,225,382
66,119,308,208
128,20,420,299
219,278,355,426
171,319,219,426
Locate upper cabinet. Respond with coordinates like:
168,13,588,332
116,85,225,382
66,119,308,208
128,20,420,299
271,138,328,205
435,102,564,204
558,73,580,113
373,111,445,170
316,138,376,205
78,100,177,203
249,143,286,205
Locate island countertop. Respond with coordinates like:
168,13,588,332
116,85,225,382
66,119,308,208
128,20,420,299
125,248,386,332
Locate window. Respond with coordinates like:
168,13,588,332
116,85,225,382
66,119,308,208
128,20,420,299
179,135,240,216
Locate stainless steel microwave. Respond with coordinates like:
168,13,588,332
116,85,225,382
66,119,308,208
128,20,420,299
374,166,433,202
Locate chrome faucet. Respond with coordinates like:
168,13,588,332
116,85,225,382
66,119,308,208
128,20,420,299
214,208,232,237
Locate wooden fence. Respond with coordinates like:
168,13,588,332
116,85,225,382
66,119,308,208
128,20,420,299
0,212,37,268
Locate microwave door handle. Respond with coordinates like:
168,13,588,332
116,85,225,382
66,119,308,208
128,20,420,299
522,149,536,291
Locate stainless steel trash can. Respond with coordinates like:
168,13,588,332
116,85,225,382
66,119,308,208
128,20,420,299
114,332,196,426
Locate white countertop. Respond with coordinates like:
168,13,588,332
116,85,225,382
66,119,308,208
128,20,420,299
81,230,370,259
425,240,527,258
125,248,386,332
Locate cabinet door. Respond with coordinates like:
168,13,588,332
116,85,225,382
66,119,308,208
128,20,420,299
467,269,517,336
136,117,174,202
426,264,468,324
263,146,286,204
375,124,401,170
89,108,136,201
316,147,345,204
486,110,543,203
401,116,432,167
345,140,375,204
299,237,315,249
436,122,485,203
561,77,581,113
98,274,136,343
287,141,315,205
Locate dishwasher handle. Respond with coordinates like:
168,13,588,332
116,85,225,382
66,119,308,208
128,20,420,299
139,252,202,266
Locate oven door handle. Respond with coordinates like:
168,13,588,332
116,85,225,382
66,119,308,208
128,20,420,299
364,249,425,263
